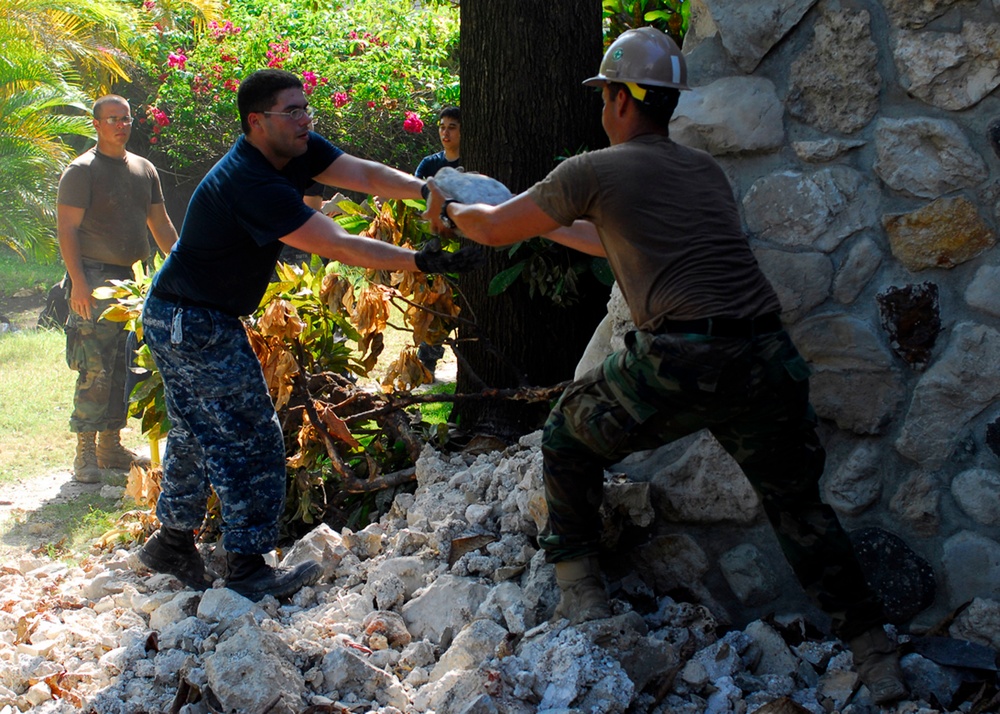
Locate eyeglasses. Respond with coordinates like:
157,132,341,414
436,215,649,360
97,115,133,126
262,106,315,122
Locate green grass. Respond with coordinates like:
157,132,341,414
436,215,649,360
0,245,63,297
2,494,133,558
0,327,145,557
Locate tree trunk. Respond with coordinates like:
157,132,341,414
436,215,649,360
455,0,609,436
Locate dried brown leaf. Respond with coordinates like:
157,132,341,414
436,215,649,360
380,345,432,393
258,299,305,339
353,286,390,338
125,465,161,509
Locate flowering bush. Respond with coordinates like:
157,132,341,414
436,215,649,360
133,0,458,174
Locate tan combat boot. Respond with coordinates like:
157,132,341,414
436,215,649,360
552,556,612,624
97,430,150,470
73,432,102,483
849,626,908,705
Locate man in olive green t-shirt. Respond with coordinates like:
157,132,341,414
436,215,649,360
56,94,178,483
427,28,908,707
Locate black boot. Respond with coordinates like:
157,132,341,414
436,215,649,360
137,527,209,590
224,552,322,602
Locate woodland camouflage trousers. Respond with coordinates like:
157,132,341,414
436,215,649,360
537,327,885,639
143,293,286,554
65,262,132,433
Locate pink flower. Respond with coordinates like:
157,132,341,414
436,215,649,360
143,0,156,9
149,107,170,127
224,78,240,92
267,39,290,68
302,71,325,96
150,136,158,144
367,101,376,109
333,92,350,108
403,111,424,134
209,20,242,40
167,50,187,70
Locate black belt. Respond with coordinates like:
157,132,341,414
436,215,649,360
81,258,133,276
655,312,782,338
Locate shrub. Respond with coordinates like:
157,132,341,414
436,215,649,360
135,0,458,174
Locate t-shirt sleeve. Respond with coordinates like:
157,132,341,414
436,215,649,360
305,132,344,180
526,154,600,227
57,163,91,209
415,156,432,179
148,164,165,205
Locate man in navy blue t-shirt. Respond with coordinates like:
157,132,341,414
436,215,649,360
138,69,479,601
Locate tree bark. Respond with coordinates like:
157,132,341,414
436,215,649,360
456,0,609,436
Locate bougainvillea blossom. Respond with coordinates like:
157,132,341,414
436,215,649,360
402,111,423,133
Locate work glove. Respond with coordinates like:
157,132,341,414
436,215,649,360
414,239,485,274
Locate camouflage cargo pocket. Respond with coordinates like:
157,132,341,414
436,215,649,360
65,324,84,371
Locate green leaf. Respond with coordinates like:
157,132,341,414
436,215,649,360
590,257,615,286
488,262,525,296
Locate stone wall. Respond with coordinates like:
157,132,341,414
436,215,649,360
579,0,1000,631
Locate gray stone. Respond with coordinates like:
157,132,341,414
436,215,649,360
787,8,881,134
792,139,866,163
753,248,833,324
320,645,409,709
889,471,941,536
883,0,975,29
430,619,509,682
744,620,799,677
516,624,635,713
791,313,903,434
743,167,876,253
194,587,259,633
832,234,881,305
874,117,990,198
893,22,1000,111
700,0,818,72
942,531,1000,606
279,522,344,580
645,430,761,524
822,441,883,515
205,623,306,714
951,468,1000,525
671,76,784,154
950,597,1000,650
965,265,1000,317
719,544,780,606
401,574,491,647
148,591,202,632
896,323,1000,468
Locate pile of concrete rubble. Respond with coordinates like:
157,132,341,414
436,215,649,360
1,433,997,713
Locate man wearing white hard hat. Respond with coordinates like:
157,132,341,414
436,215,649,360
426,27,907,705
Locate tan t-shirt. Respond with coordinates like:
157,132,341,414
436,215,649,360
57,148,165,266
527,134,781,331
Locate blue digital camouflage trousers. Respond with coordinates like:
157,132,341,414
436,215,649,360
538,327,885,639
143,293,285,554
66,262,132,433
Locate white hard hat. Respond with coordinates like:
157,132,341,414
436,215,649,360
583,27,689,94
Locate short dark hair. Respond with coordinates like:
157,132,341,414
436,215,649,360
607,81,680,131
93,94,129,119
237,69,303,134
439,106,461,124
